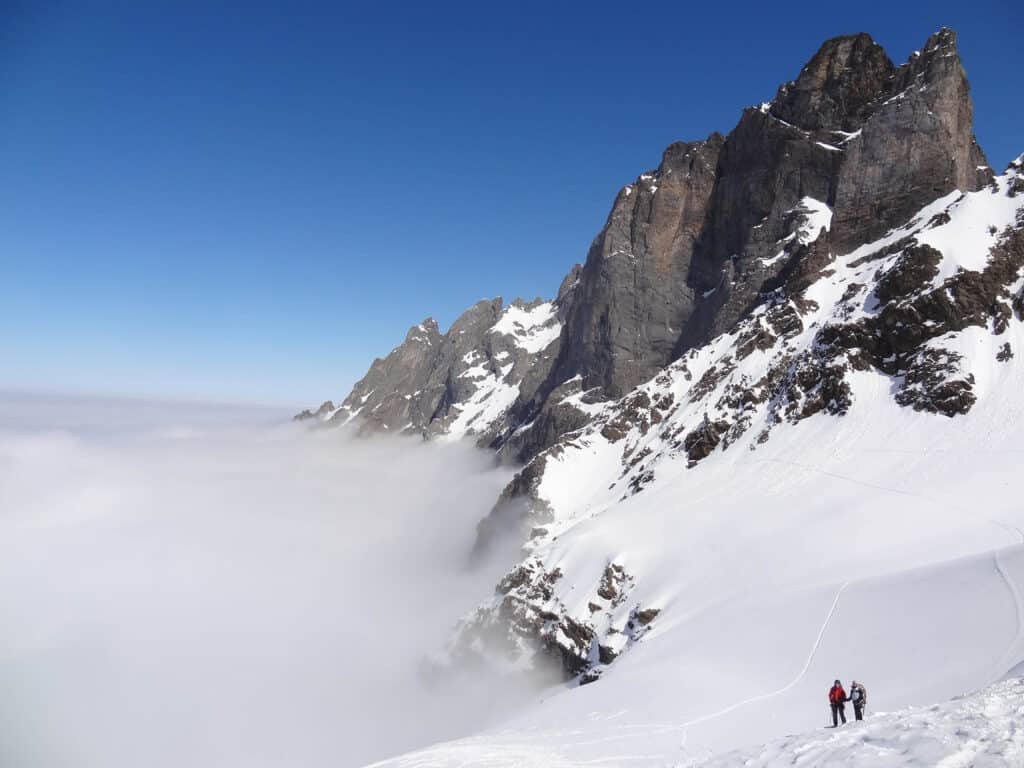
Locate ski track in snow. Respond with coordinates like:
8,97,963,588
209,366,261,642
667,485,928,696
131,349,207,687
990,522,1024,684
992,549,1023,680
749,460,1024,688
678,581,850,760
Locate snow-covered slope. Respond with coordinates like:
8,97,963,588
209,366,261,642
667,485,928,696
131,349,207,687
366,159,1024,766
369,433,1024,765
371,677,1024,767
701,676,1024,768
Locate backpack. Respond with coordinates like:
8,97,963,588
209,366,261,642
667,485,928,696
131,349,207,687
854,683,867,705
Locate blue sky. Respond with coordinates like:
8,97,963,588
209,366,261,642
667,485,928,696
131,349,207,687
2,0,1020,406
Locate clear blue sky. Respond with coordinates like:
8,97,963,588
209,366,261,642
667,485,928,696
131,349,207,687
2,0,1020,406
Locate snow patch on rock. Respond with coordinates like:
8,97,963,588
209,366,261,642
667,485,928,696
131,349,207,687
491,302,562,354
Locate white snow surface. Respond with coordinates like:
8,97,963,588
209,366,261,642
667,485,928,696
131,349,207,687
794,196,833,244
368,164,1024,767
917,169,1024,284
701,676,1024,767
761,197,833,266
371,358,1024,765
492,302,561,354
446,366,519,440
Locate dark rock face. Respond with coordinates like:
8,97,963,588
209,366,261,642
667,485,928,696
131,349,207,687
683,28,988,349
770,33,895,133
683,417,730,467
874,244,944,303
832,29,990,250
496,375,594,465
552,135,724,398
336,317,445,433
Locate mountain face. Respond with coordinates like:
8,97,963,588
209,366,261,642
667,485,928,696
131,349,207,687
301,28,1023,686
459,156,1023,681
301,28,989,461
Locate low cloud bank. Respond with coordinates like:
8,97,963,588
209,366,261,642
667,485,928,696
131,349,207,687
0,395,531,767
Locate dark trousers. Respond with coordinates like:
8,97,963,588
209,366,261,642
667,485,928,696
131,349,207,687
831,702,846,726
853,702,864,721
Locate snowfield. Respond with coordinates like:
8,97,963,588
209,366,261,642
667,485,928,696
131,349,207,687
491,301,562,354
369,676,1024,767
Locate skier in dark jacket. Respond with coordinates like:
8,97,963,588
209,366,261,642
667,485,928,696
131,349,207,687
828,679,847,726
848,680,867,720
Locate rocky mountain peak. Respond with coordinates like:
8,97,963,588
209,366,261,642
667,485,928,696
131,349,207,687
302,26,998,474
770,32,894,133
831,27,989,250
922,26,958,54
403,317,442,346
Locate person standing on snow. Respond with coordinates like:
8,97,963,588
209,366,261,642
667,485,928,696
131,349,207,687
828,679,847,726
848,680,867,721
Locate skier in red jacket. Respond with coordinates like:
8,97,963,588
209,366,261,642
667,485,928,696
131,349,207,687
828,679,847,726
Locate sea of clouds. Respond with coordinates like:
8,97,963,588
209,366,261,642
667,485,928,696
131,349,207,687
0,393,535,767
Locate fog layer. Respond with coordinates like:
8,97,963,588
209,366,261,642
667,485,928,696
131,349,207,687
0,396,522,767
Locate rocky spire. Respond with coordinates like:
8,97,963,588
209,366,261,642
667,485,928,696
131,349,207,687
831,27,990,249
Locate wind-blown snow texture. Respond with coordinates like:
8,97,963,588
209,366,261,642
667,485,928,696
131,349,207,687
299,28,1024,768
